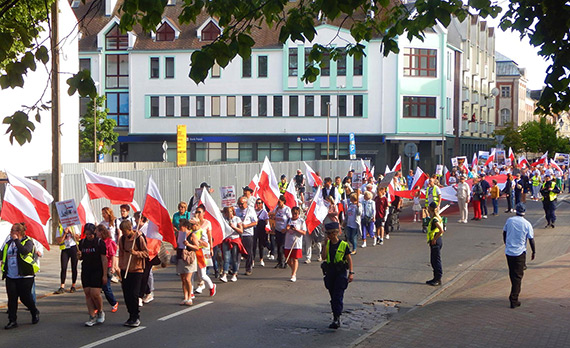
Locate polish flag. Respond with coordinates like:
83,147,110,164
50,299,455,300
304,161,323,188
391,156,402,173
284,180,297,208
83,169,135,204
385,165,391,175
248,173,259,192
305,187,328,234
484,148,496,167
444,166,450,186
77,193,96,226
471,153,478,169
199,188,231,247
370,166,375,180
257,157,281,210
411,166,429,189
141,176,176,247
518,155,530,168
387,179,396,203
1,184,50,250
129,200,141,213
138,220,162,260
550,159,563,177
6,171,53,225
361,159,372,178
531,151,548,167
508,147,516,166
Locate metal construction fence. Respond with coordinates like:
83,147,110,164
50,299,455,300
38,159,367,220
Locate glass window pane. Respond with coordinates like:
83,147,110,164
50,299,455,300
209,143,222,162
289,149,302,161
196,96,205,116
181,96,189,116
288,48,298,76
274,96,282,116
165,57,174,78
151,96,159,117
119,93,129,113
305,96,314,116
258,56,267,77
242,96,251,116
289,96,298,116
107,93,118,113
354,95,363,116
259,96,267,116
321,95,330,116
212,96,220,116
242,58,251,78
166,96,174,116
338,95,346,116
227,96,236,116
337,51,346,76
150,57,159,78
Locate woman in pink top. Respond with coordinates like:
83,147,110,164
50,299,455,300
96,224,119,313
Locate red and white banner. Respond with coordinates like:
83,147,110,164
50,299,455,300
77,193,96,226
550,159,563,177
129,200,141,213
444,166,450,186
142,176,176,247
391,156,402,173
306,187,328,234
531,151,548,167
199,188,231,247
384,165,391,175
361,159,372,178
471,153,478,169
484,148,496,167
518,155,530,168
508,147,516,165
138,220,162,260
411,166,429,190
248,173,260,196
1,184,50,250
6,171,53,225
257,157,281,210
284,180,297,208
304,161,323,188
83,169,135,204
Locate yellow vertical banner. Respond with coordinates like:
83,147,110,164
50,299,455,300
177,125,187,167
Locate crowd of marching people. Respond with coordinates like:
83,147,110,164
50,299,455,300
1,153,567,330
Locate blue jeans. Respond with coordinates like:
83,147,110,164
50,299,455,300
102,275,117,306
222,241,239,274
361,221,375,240
492,198,499,215
346,226,359,251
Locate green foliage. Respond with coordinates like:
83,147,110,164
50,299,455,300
519,118,570,154
79,95,118,161
493,122,524,153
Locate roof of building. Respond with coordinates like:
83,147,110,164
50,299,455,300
496,51,524,76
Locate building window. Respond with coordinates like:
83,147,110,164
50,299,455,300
106,92,129,126
150,57,159,78
338,95,346,116
181,96,189,117
289,142,316,161
242,58,251,78
258,142,284,161
196,142,222,162
211,63,221,78
156,22,175,41
500,108,511,125
165,57,174,78
305,96,314,116
321,52,330,76
288,48,298,76
353,56,363,76
196,96,205,116
289,96,298,116
201,21,221,41
304,47,312,68
353,95,363,117
501,86,511,98
321,95,330,116
446,51,452,81
242,96,251,117
105,24,128,50
274,96,282,116
150,96,159,117
402,96,437,118
226,143,239,162
79,58,91,73
166,96,174,116
105,54,128,89
403,48,437,77
80,97,90,117
446,97,451,120
211,96,220,116
337,51,347,76
227,96,236,116
239,143,253,161
258,56,268,77
258,96,267,117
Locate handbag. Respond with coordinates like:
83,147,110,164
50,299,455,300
182,249,196,265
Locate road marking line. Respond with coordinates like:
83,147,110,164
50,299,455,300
79,327,146,348
157,301,213,321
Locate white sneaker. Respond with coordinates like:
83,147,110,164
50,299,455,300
252,261,255,268
138,298,143,307
96,310,105,324
231,274,237,282
85,316,97,327
260,259,265,267
143,292,154,304
317,256,322,262
290,275,296,282
194,284,205,294
304,259,311,264
372,238,377,246
385,234,390,240
379,239,384,245
362,241,367,248
220,273,228,283
268,255,275,260
458,219,463,223
483,215,488,219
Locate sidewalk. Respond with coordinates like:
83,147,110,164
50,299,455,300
356,199,570,348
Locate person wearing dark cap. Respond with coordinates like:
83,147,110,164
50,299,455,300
278,175,288,195
503,203,535,308
540,173,560,228
242,186,256,208
188,182,213,214
321,222,353,329
426,202,444,286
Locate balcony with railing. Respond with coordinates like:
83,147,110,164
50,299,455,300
479,121,487,134
469,120,479,133
461,118,469,135
488,122,495,134
471,92,479,104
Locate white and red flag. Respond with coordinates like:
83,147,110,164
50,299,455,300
248,173,260,196
518,155,530,168
485,148,496,167
1,184,50,250
199,188,231,247
391,156,402,173
77,193,96,226
305,187,328,234
411,166,429,190
508,147,516,165
6,171,53,225
83,169,135,204
370,166,375,179
361,159,372,178
384,165,391,175
550,159,563,177
443,166,451,186
471,153,478,169
531,151,548,167
137,220,162,260
304,161,323,188
141,176,176,247
129,199,141,213
257,157,281,210
284,180,297,208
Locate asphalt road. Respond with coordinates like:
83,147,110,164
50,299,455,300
0,198,554,348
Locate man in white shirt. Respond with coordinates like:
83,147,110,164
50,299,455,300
235,196,258,275
503,202,535,309
455,175,470,223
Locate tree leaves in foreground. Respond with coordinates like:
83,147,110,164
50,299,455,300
79,95,118,161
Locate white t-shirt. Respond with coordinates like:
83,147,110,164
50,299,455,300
284,218,306,250
272,206,292,232
225,216,243,240
235,206,257,236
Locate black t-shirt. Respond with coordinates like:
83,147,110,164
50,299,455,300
328,240,351,263
79,237,106,272
294,174,304,186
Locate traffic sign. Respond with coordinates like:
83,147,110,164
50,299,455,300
404,143,418,157
414,152,420,161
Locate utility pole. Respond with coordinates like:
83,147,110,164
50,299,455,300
50,0,61,241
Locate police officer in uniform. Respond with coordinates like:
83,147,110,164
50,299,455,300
426,202,444,286
541,173,560,228
321,222,354,329
2,223,40,329
278,174,288,195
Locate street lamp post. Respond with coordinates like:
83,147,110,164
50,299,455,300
326,102,331,160
94,96,97,162
336,85,345,160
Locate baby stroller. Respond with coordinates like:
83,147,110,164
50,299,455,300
385,206,400,232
